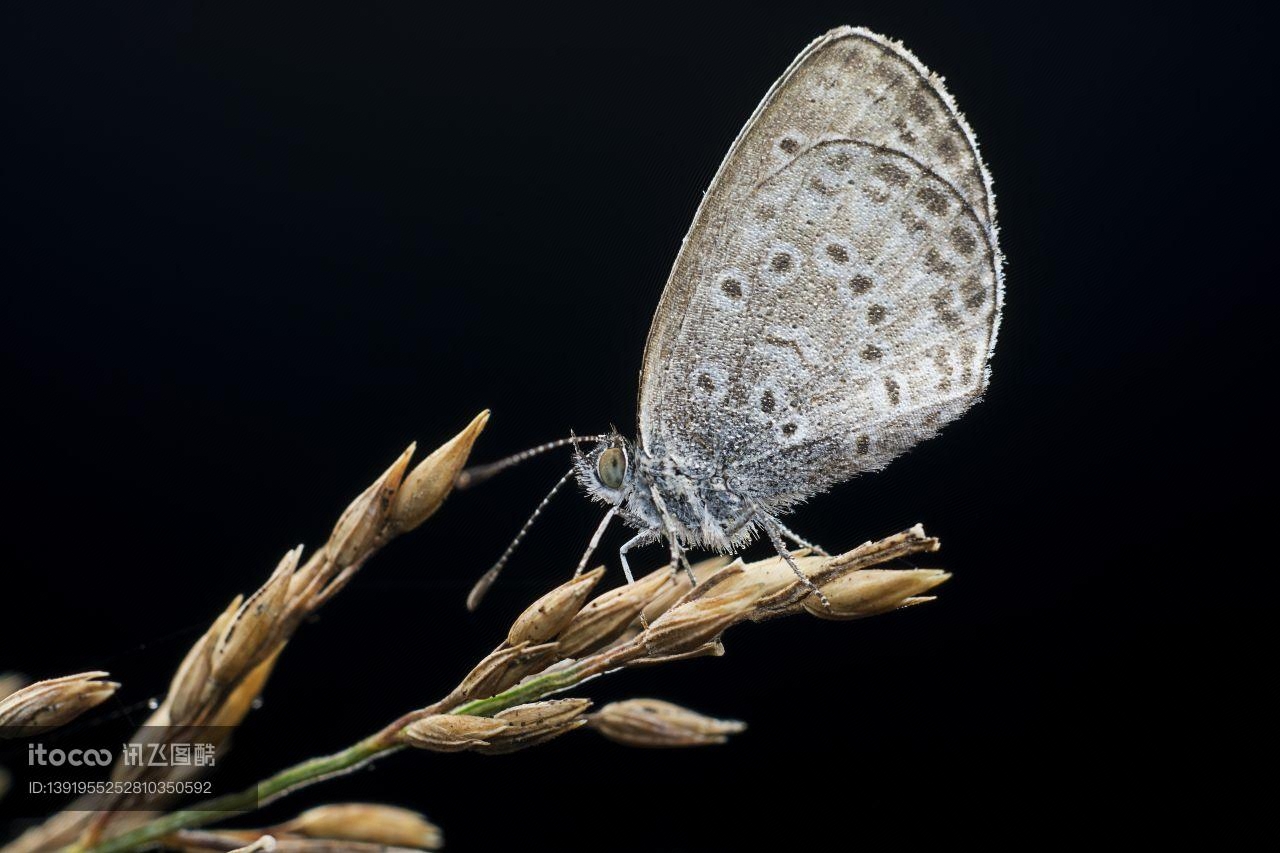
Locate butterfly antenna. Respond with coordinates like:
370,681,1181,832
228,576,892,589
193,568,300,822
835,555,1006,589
456,434,608,490
466,466,576,611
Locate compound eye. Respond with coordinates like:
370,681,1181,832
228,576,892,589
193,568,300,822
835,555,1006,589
597,446,626,490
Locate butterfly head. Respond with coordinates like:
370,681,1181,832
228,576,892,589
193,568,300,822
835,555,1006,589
574,433,636,507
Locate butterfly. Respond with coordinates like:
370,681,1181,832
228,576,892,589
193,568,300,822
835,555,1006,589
465,26,1002,609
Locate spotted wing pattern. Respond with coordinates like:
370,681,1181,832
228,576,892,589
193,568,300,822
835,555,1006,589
637,27,1002,509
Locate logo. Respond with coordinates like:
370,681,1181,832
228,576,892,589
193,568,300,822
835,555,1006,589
27,743,112,767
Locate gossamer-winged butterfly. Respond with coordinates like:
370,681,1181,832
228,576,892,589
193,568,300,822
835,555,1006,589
464,26,1003,609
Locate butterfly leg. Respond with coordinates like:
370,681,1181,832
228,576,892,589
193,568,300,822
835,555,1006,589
617,532,652,585
574,506,618,576
618,531,662,628
677,547,697,586
646,483,698,586
664,534,696,586
772,518,830,557
759,513,830,608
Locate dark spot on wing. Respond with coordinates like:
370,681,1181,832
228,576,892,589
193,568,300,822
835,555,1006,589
908,89,933,121
960,343,977,384
721,278,742,299
960,274,987,310
770,252,793,273
931,288,963,330
760,390,776,414
862,186,891,204
900,210,928,233
849,275,874,295
916,186,950,215
861,344,883,361
884,378,901,405
872,62,906,89
809,175,837,195
856,435,871,454
936,135,960,162
867,304,887,325
949,225,976,256
826,244,850,263
873,160,911,187
923,247,956,277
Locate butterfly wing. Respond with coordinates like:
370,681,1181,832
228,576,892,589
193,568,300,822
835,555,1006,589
636,26,1002,509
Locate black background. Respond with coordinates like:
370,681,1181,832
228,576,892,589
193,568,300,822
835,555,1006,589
1,1,1271,848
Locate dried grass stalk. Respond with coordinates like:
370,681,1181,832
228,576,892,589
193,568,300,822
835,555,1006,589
2,414,487,853
45,524,947,853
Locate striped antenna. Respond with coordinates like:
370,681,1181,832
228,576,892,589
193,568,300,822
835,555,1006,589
456,434,608,490
466,466,576,611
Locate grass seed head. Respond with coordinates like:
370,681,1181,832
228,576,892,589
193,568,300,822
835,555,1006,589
401,714,510,752
390,411,489,533
556,569,672,658
472,698,593,754
276,803,443,850
638,556,735,623
640,584,764,657
0,672,119,735
803,568,950,620
329,446,415,569
507,567,605,646
589,699,746,748
455,641,558,701
211,548,298,685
